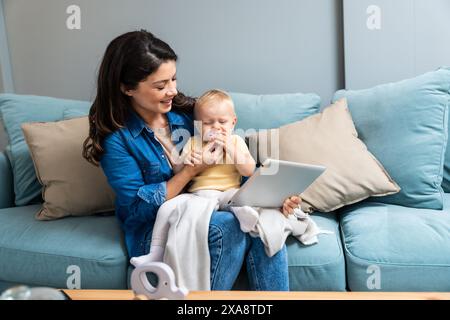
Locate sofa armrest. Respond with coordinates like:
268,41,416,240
0,151,14,208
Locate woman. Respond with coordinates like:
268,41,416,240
83,30,298,290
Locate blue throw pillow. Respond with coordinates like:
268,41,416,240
63,108,89,120
0,94,90,206
333,67,450,210
230,92,321,131
442,87,450,192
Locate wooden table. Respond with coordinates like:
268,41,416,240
63,290,450,300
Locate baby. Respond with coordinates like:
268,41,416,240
180,89,260,227
131,89,313,266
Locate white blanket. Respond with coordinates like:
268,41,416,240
163,194,217,291
250,207,333,257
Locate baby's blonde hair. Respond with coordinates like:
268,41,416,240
195,89,235,118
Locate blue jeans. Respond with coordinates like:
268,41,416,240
208,211,289,291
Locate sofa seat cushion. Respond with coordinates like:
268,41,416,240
0,205,128,289
230,213,346,291
339,194,450,291
286,213,346,291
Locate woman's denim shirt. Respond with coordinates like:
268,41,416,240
100,109,194,258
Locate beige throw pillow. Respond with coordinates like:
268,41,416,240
22,116,116,220
248,98,400,213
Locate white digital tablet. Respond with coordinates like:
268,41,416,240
227,158,326,208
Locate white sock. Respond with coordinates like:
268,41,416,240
230,206,259,233
130,246,165,267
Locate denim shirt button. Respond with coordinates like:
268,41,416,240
161,154,165,158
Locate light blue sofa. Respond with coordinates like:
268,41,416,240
2,149,450,291
1,85,449,292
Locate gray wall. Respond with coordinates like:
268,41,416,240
2,0,450,151
343,0,450,89
2,0,344,104
0,0,345,151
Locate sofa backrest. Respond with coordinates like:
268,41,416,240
0,151,14,209
0,122,7,151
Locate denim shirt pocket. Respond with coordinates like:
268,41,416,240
141,161,161,184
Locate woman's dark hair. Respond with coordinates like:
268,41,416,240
82,30,195,166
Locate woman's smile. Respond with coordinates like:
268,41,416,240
161,99,173,107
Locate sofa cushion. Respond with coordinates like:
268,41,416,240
334,67,450,210
339,195,450,291
231,212,346,291
63,109,88,119
22,117,116,220
0,94,90,206
230,92,321,131
0,205,128,289
287,213,346,291
0,152,13,209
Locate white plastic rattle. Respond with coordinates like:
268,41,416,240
130,262,188,300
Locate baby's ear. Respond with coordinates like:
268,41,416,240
232,115,237,126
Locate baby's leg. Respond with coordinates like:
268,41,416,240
130,194,192,267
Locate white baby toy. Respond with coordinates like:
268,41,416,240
130,262,188,300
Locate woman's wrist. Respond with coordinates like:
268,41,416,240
181,164,198,179
166,165,196,200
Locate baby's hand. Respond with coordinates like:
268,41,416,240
212,131,234,155
203,140,223,165
281,195,302,217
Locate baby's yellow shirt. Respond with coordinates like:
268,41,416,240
183,135,248,192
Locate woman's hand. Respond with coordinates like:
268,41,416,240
281,195,302,217
183,140,222,176
183,148,203,167
182,155,210,177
